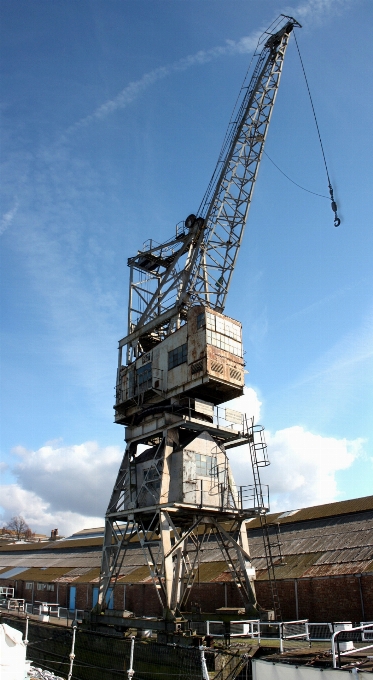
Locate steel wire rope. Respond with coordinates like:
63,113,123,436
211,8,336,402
293,31,341,226
263,150,329,198
196,39,259,217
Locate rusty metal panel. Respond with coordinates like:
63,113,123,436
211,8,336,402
118,565,154,583
10,567,69,582
72,568,101,583
56,567,100,583
313,545,373,564
195,561,229,582
275,497,373,524
246,500,373,530
254,553,324,580
302,561,373,577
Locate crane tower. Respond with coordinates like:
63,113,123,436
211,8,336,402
97,16,300,621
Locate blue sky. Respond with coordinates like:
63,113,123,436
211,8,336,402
1,0,372,535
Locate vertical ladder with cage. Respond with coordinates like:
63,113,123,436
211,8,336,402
246,416,283,621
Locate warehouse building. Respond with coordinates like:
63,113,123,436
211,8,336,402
0,495,371,622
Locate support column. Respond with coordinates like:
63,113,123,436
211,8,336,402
239,521,257,606
160,512,173,611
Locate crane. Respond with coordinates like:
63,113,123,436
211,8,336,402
95,15,300,630
123,15,300,363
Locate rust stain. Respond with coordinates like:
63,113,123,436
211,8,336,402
302,561,373,577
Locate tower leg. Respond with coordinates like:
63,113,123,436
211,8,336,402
97,416,265,618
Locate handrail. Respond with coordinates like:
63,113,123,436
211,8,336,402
332,623,373,668
204,618,309,650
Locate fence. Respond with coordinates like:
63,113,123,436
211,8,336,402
0,599,85,623
331,623,373,669
0,586,15,597
3,613,373,678
195,618,309,649
25,603,85,621
202,619,373,646
0,615,249,680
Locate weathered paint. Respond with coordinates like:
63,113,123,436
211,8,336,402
134,430,237,509
115,306,245,424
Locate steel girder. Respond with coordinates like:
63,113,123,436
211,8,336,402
123,18,299,357
97,419,271,615
190,21,297,311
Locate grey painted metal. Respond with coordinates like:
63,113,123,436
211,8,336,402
97,16,300,621
124,16,300,360
190,17,300,312
97,415,270,615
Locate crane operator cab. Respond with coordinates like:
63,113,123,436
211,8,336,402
114,306,245,426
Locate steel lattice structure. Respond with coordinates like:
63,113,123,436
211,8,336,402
122,16,300,361
96,16,300,624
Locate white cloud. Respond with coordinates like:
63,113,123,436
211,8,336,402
3,148,121,411
0,199,19,236
0,441,123,535
293,310,373,390
62,0,353,135
288,0,352,22
228,425,364,511
64,33,261,136
0,485,103,538
0,408,364,535
225,386,262,423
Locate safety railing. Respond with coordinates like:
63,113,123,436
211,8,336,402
307,622,335,640
332,623,373,668
201,618,309,650
0,598,25,612
0,586,15,598
200,619,373,653
215,406,245,432
362,621,373,641
238,484,270,512
22,602,85,622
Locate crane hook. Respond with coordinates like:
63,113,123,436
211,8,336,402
329,184,341,227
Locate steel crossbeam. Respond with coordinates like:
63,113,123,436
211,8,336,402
123,18,299,359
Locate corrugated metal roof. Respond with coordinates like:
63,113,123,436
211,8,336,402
254,553,324,581
302,561,373,577
211,572,233,582
13,567,69,582
46,537,104,549
0,542,49,553
0,497,372,584
195,561,228,582
246,496,373,529
118,566,153,583
0,537,104,552
0,555,101,569
313,546,373,565
53,567,94,582
0,566,14,576
0,567,30,579
73,568,101,583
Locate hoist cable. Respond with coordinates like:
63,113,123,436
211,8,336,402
263,151,329,198
293,31,341,226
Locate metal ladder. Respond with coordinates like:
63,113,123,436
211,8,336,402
246,417,283,621
259,515,282,621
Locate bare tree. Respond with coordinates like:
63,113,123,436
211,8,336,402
24,528,35,541
6,515,31,540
